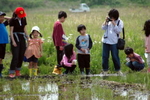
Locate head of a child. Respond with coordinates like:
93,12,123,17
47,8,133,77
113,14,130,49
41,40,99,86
14,7,26,19
143,19,150,37
64,44,73,59
108,9,119,21
58,11,67,23
0,11,6,23
77,24,86,35
124,47,134,58
29,26,42,39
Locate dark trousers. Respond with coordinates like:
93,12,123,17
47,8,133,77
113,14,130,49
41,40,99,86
126,61,144,71
56,46,64,65
102,43,120,71
63,65,76,74
77,54,90,73
10,34,26,74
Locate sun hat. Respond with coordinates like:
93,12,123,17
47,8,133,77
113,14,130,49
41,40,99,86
31,26,40,33
0,11,6,16
30,26,42,38
15,7,26,18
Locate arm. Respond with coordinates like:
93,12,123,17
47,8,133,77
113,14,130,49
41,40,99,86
88,35,93,50
75,36,81,50
24,18,28,39
62,55,72,67
10,26,17,47
113,20,124,34
102,17,109,30
102,21,108,30
24,26,28,39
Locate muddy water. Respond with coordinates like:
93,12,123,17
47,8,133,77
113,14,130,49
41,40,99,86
0,76,149,100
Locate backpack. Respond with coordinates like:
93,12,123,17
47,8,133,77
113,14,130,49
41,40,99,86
117,20,125,50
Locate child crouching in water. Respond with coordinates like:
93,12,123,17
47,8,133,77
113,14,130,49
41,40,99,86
25,26,43,77
60,43,76,74
124,47,144,71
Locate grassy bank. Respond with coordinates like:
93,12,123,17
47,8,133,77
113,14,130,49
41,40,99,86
2,7,150,87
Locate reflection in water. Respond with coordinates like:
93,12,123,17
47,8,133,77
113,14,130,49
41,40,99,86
3,84,10,92
1,77,150,100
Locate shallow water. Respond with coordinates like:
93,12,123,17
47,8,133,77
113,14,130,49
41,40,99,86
0,76,149,100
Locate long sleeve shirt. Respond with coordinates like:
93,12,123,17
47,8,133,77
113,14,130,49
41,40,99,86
127,53,144,64
76,34,93,54
145,35,150,53
60,51,76,67
52,21,66,46
101,18,123,44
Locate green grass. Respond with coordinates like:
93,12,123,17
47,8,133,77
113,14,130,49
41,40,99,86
2,6,150,91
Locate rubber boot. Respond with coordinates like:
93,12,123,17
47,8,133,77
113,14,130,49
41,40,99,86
0,64,3,77
80,68,84,75
86,68,90,75
33,68,38,76
29,68,32,77
15,70,21,76
52,65,62,75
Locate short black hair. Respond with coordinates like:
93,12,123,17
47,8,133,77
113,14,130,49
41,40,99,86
108,9,119,20
124,47,134,55
58,11,67,19
143,19,150,37
77,24,86,32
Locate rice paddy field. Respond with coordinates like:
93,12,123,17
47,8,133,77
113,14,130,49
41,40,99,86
1,6,150,100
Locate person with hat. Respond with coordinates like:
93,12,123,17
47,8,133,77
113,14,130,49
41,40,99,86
0,11,10,77
9,7,28,78
24,26,43,77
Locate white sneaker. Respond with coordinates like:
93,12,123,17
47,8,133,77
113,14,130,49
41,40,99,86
117,71,123,75
101,71,108,75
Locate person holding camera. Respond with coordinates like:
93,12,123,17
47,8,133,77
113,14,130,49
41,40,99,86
101,9,124,75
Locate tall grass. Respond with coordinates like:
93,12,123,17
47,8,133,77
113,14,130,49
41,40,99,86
3,7,150,76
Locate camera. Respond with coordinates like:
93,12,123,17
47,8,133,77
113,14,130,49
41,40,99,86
107,17,112,22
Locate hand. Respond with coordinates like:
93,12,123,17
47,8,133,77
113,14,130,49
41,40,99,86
72,62,75,65
12,41,17,47
59,46,64,50
81,48,85,53
111,18,116,26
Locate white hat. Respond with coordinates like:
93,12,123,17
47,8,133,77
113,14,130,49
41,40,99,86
31,26,40,33
30,26,42,38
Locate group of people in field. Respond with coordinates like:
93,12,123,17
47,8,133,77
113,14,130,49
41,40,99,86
0,7,150,78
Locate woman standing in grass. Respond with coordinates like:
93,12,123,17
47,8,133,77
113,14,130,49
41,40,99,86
143,20,150,72
24,26,43,77
101,9,123,75
9,7,28,78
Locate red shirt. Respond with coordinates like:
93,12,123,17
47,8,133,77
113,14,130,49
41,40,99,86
52,21,66,46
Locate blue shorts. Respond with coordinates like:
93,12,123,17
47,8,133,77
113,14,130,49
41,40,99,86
27,55,38,63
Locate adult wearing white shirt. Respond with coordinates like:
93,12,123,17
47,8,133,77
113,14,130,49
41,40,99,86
101,9,124,74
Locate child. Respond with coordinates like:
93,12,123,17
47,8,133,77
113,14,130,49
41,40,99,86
124,47,144,71
76,24,93,75
101,9,123,75
9,7,28,78
60,44,76,74
143,20,150,72
24,26,43,77
0,11,10,77
52,11,67,67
